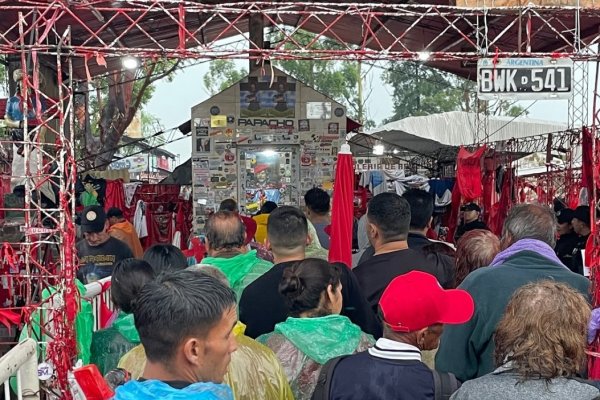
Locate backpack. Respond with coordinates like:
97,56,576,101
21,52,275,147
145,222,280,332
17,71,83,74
311,355,461,400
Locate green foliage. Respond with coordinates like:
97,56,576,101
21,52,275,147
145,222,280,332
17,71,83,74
203,60,247,96
203,30,375,128
382,61,528,122
272,30,374,128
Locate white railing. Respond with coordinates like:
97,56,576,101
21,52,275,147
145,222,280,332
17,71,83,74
83,276,115,332
0,338,39,400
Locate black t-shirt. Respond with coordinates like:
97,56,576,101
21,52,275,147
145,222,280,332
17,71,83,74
570,234,589,275
354,248,455,315
455,220,489,242
77,237,134,283
239,260,381,339
555,232,580,271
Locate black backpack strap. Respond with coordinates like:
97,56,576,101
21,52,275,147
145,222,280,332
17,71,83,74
432,370,460,400
311,355,348,400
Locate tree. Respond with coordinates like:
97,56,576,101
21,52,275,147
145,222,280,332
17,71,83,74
202,30,375,129
203,60,247,96
272,30,375,128
382,61,527,123
79,59,180,170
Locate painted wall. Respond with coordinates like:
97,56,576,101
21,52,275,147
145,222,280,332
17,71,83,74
190,67,346,232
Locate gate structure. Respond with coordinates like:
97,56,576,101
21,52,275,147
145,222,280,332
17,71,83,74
0,1,599,396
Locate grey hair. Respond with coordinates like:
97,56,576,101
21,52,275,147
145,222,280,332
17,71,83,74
502,203,557,247
187,264,230,287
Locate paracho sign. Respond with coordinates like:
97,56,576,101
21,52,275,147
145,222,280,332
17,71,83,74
477,58,573,100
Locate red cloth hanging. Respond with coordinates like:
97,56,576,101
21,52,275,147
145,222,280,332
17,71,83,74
456,146,486,201
582,127,595,200
482,172,495,227
145,204,174,248
104,179,126,212
328,150,354,268
446,183,463,244
490,168,514,236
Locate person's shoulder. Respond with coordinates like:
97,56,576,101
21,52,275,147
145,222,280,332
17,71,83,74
242,263,285,294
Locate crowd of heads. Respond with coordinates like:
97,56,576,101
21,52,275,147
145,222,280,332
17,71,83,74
83,186,600,400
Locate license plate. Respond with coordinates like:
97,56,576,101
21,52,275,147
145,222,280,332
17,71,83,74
477,58,573,100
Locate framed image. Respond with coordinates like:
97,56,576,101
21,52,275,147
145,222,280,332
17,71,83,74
298,119,310,132
196,126,209,137
196,138,212,152
328,122,339,135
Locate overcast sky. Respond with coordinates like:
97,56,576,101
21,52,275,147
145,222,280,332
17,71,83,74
145,58,588,167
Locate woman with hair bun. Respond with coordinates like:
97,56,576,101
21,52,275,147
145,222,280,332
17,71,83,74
258,258,374,400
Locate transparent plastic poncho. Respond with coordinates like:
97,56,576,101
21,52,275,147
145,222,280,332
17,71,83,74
258,315,374,400
118,322,294,400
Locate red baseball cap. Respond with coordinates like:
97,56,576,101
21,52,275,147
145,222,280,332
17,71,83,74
254,164,268,174
379,271,474,332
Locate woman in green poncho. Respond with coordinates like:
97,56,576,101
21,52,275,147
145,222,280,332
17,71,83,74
257,258,374,400
90,258,155,374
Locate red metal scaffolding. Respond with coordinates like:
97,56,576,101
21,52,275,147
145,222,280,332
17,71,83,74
0,1,600,396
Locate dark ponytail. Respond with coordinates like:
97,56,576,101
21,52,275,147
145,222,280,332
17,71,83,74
278,258,341,317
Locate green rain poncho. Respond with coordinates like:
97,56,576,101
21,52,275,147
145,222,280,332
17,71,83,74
258,315,374,400
201,250,272,299
90,312,140,374
18,280,94,363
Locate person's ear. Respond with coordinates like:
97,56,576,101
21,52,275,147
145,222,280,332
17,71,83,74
326,284,336,305
306,234,312,246
416,327,428,349
265,238,272,249
368,223,378,238
427,217,433,229
182,337,204,367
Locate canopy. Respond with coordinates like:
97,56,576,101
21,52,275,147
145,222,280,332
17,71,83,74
354,111,568,156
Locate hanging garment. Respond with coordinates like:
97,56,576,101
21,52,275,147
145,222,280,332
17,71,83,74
133,200,148,239
104,179,126,212
456,146,486,201
123,182,142,208
145,204,174,248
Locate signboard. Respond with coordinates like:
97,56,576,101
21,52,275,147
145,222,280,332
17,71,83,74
109,155,148,173
477,58,573,100
306,102,332,119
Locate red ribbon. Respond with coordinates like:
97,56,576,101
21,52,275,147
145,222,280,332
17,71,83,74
0,309,21,330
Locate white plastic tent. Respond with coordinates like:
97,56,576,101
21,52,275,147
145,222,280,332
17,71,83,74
355,111,568,155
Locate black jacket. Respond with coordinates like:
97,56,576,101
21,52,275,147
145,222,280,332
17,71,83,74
239,260,381,339
455,220,489,242
354,248,456,315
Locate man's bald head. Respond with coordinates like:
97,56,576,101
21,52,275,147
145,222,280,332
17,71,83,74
205,211,246,255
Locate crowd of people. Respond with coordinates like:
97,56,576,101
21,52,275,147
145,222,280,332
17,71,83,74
71,186,600,400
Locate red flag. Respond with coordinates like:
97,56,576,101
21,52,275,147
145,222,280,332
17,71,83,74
328,145,354,268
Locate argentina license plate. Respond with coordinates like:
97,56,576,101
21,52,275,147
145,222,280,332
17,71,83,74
477,58,573,100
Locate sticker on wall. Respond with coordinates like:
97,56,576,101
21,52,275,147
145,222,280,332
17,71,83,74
211,115,227,128
225,128,234,138
306,102,332,119
298,119,310,132
301,153,312,166
196,138,211,153
328,122,339,135
227,115,235,123
224,149,236,164
196,126,209,137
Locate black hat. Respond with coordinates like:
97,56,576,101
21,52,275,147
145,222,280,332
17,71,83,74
461,203,481,213
556,208,575,224
79,205,107,233
573,206,591,227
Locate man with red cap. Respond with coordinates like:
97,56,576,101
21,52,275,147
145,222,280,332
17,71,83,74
314,271,473,400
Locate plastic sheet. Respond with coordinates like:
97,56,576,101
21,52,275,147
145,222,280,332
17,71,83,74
201,251,273,300
91,312,140,374
258,315,374,400
114,380,233,400
118,322,294,400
